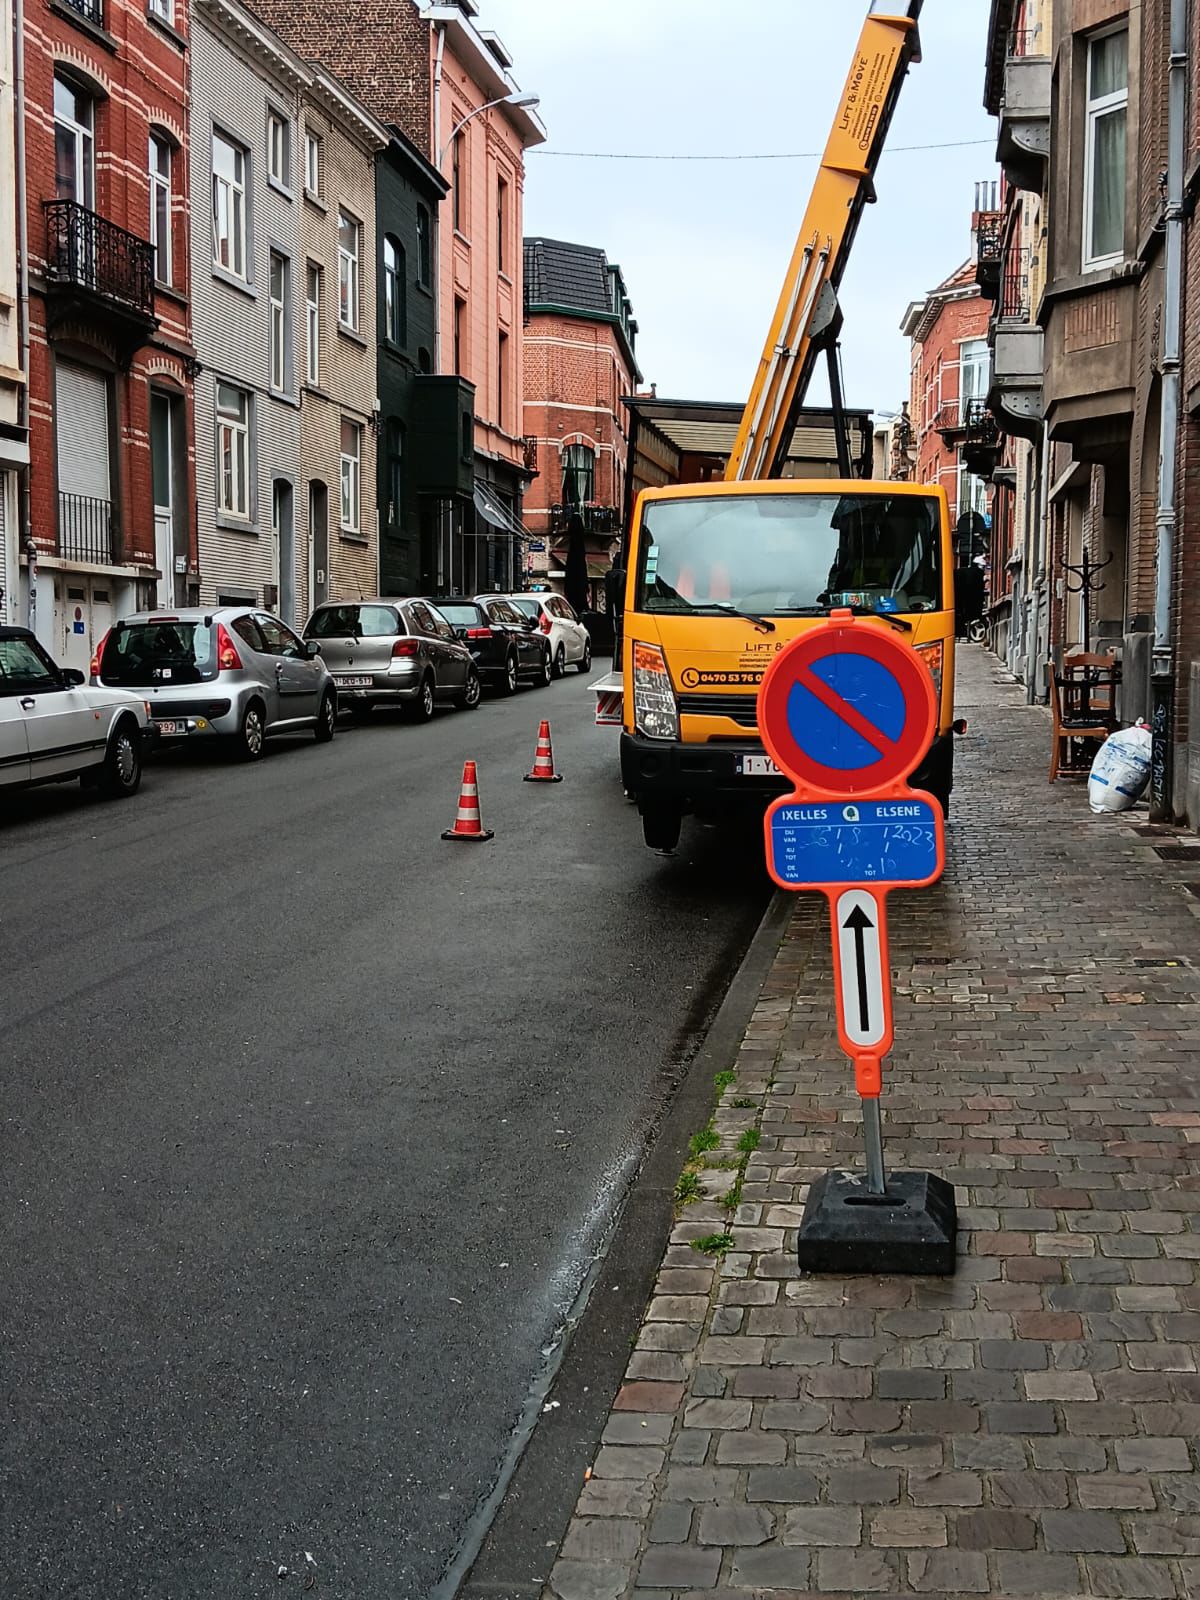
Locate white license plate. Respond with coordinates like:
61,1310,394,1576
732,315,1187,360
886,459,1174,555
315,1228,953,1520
738,754,782,777
155,719,186,736
336,676,373,688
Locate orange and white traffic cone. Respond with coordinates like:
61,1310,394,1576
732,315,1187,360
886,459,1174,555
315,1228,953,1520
442,759,495,841
523,720,563,783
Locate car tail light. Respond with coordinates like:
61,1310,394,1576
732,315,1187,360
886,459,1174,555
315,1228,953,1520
633,640,678,741
915,640,944,703
90,628,111,677
466,626,492,639
539,611,553,634
216,622,242,672
392,637,420,658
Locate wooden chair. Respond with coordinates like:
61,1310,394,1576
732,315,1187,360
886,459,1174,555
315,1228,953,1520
1062,651,1121,726
1048,660,1113,782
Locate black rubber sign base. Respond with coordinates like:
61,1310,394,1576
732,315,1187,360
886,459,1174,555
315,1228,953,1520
796,1169,958,1276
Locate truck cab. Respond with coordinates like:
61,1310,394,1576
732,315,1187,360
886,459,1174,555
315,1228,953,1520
619,479,955,851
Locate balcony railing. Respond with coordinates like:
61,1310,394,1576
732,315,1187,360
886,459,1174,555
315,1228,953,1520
44,200,155,319
550,502,621,535
58,492,115,565
934,400,975,438
1000,246,1032,321
59,0,104,25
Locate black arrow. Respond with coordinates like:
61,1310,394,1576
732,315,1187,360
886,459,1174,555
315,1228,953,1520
843,904,875,1033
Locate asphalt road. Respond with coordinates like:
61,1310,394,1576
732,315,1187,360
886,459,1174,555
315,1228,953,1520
0,668,770,1599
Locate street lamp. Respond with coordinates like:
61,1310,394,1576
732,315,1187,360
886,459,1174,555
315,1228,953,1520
438,91,540,170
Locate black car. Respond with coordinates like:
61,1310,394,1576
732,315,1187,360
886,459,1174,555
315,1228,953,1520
429,597,552,695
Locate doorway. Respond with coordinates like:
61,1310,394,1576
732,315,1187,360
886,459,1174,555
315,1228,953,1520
309,481,329,611
273,478,295,626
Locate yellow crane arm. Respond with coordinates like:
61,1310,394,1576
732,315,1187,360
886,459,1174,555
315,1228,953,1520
725,2,925,484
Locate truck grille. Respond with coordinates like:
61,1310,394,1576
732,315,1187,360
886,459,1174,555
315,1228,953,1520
678,693,759,729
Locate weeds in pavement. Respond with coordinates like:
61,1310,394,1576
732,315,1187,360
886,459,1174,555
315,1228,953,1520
731,1097,757,1109
691,1233,734,1257
737,1128,761,1154
722,1173,745,1216
689,1124,720,1157
674,1169,703,1205
713,1069,736,1094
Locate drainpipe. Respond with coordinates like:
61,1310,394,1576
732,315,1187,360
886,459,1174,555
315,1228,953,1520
13,0,30,629
1150,0,1189,820
432,20,445,374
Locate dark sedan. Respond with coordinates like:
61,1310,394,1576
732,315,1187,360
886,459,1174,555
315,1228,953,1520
429,597,552,696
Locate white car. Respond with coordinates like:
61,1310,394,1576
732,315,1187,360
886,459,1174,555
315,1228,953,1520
488,592,592,678
1,625,151,799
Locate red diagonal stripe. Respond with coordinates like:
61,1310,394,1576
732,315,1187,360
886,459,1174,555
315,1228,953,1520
793,660,901,758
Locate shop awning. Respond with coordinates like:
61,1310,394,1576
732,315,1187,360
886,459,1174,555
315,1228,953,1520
473,483,529,539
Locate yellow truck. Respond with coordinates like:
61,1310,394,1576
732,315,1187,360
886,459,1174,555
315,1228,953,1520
596,2,958,852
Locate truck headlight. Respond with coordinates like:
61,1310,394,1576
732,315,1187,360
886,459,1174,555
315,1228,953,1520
633,641,678,740
915,640,944,704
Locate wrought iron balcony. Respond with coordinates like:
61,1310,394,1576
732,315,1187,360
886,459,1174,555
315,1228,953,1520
975,213,1004,300
59,0,104,24
962,399,1002,478
58,491,115,565
43,201,157,351
999,245,1032,322
934,401,974,441
550,502,620,535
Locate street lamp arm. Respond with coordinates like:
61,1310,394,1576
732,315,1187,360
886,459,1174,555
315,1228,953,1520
437,92,539,170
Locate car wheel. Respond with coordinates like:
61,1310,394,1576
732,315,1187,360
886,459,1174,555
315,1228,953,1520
536,648,553,688
576,639,593,674
314,690,336,742
501,653,519,696
409,674,436,722
553,645,566,679
234,699,267,761
459,668,482,710
97,717,142,799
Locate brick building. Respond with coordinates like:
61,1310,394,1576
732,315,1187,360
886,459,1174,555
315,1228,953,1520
522,236,640,600
23,0,195,670
0,0,25,622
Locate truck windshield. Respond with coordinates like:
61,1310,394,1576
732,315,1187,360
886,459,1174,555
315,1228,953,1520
637,493,944,617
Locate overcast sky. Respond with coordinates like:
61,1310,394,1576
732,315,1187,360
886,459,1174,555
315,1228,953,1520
482,0,997,420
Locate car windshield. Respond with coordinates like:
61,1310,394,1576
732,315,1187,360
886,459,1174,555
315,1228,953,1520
99,621,216,685
306,605,400,638
0,635,59,692
435,603,482,627
637,493,944,617
507,598,541,620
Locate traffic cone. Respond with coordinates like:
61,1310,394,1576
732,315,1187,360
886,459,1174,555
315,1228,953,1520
442,760,494,841
523,720,563,783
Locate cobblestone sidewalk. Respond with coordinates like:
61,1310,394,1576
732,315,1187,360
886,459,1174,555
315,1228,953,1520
544,645,1200,1600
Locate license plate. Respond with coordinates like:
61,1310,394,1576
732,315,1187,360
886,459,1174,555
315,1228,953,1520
155,719,186,736
738,754,782,778
336,676,373,688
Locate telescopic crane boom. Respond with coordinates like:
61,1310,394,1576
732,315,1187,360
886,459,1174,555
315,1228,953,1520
725,1,925,484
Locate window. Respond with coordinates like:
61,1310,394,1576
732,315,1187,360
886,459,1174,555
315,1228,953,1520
216,383,250,519
231,613,266,650
269,252,289,392
451,132,464,232
212,131,247,279
54,75,94,207
453,297,466,375
149,134,172,284
305,262,321,386
255,613,304,657
386,419,403,527
384,236,406,346
0,634,62,694
496,176,508,273
304,130,321,196
1083,27,1128,270
148,0,173,22
416,205,431,286
959,339,989,419
337,209,360,331
267,110,290,190
339,418,361,532
562,443,595,508
497,330,508,427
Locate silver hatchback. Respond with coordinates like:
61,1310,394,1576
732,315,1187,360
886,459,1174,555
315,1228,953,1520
92,606,337,760
303,599,481,721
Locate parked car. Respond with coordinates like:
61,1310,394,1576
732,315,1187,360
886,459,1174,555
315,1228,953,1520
1,625,151,799
489,592,592,677
431,596,552,694
92,606,337,760
304,599,479,721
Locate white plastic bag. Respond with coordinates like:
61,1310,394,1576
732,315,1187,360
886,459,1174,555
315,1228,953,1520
1088,722,1152,813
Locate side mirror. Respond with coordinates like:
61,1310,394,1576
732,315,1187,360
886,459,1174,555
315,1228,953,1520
61,667,86,686
304,638,321,658
454,626,469,642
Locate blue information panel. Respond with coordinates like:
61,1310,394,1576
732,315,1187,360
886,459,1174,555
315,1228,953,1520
768,797,941,888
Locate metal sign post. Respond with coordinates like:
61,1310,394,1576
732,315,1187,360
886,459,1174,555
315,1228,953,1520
757,609,957,1275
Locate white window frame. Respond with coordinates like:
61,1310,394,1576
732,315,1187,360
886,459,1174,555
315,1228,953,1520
305,262,321,387
267,110,290,191
337,209,360,332
148,0,173,23
339,419,361,533
1082,26,1128,273
54,75,95,209
149,133,172,285
212,131,247,280
958,339,990,420
304,131,321,197
216,383,251,521
269,251,288,394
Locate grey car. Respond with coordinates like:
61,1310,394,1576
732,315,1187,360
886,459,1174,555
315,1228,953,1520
92,606,337,760
303,599,480,721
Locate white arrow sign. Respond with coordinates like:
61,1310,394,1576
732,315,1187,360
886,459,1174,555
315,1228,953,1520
834,888,889,1050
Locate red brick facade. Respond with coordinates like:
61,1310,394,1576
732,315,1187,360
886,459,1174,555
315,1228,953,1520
26,0,194,665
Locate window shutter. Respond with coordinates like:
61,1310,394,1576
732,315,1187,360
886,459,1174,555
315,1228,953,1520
55,362,110,500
